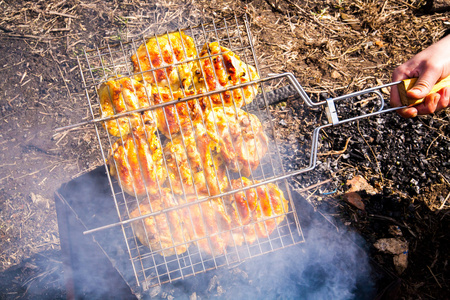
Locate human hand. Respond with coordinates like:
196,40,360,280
390,35,450,118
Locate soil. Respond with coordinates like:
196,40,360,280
0,0,449,299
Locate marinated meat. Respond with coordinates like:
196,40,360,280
98,76,155,137
131,32,197,90
130,189,190,256
193,42,259,110
181,194,231,256
148,84,203,138
164,124,228,195
205,107,268,176
108,124,166,197
224,178,289,247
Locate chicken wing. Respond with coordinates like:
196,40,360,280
204,106,268,177
108,124,166,197
98,76,155,137
130,189,190,256
164,122,228,196
131,32,197,90
148,84,203,138
180,194,231,256
193,42,259,110
224,178,289,247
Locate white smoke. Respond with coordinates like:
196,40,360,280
220,217,375,299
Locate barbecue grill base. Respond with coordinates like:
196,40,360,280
55,166,137,299
55,166,383,299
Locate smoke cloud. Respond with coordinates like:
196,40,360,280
219,217,375,299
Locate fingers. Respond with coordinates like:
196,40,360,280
390,79,418,118
436,87,450,112
397,107,418,118
412,87,449,115
406,69,441,100
419,93,440,115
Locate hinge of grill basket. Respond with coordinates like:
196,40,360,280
325,98,339,125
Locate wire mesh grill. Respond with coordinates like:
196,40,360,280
76,15,305,290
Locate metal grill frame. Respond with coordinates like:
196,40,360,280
62,11,411,291
73,14,306,290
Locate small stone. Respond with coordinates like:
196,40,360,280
343,192,365,211
149,286,161,298
374,238,408,255
346,175,378,195
331,70,341,79
189,292,197,300
29,192,50,209
279,119,287,127
393,252,408,274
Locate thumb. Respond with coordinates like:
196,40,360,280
407,72,441,99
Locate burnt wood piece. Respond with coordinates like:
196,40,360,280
423,0,450,12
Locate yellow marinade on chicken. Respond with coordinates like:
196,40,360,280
163,122,229,196
204,106,268,177
107,124,166,197
98,75,155,137
192,42,260,110
130,188,191,256
97,32,292,258
131,31,197,90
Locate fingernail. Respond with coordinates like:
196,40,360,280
435,93,441,103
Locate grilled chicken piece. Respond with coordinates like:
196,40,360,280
148,84,203,138
205,107,269,177
193,42,259,110
181,194,231,256
164,123,228,196
108,124,166,197
224,178,289,247
98,76,154,137
130,189,190,256
131,32,196,90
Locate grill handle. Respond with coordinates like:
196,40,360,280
398,75,450,106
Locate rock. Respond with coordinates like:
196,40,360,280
393,252,408,274
346,175,378,195
374,238,409,274
343,192,365,211
279,119,287,127
331,70,341,79
374,238,408,255
207,275,218,292
29,192,50,209
149,285,161,298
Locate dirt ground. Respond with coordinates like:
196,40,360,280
0,0,449,299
